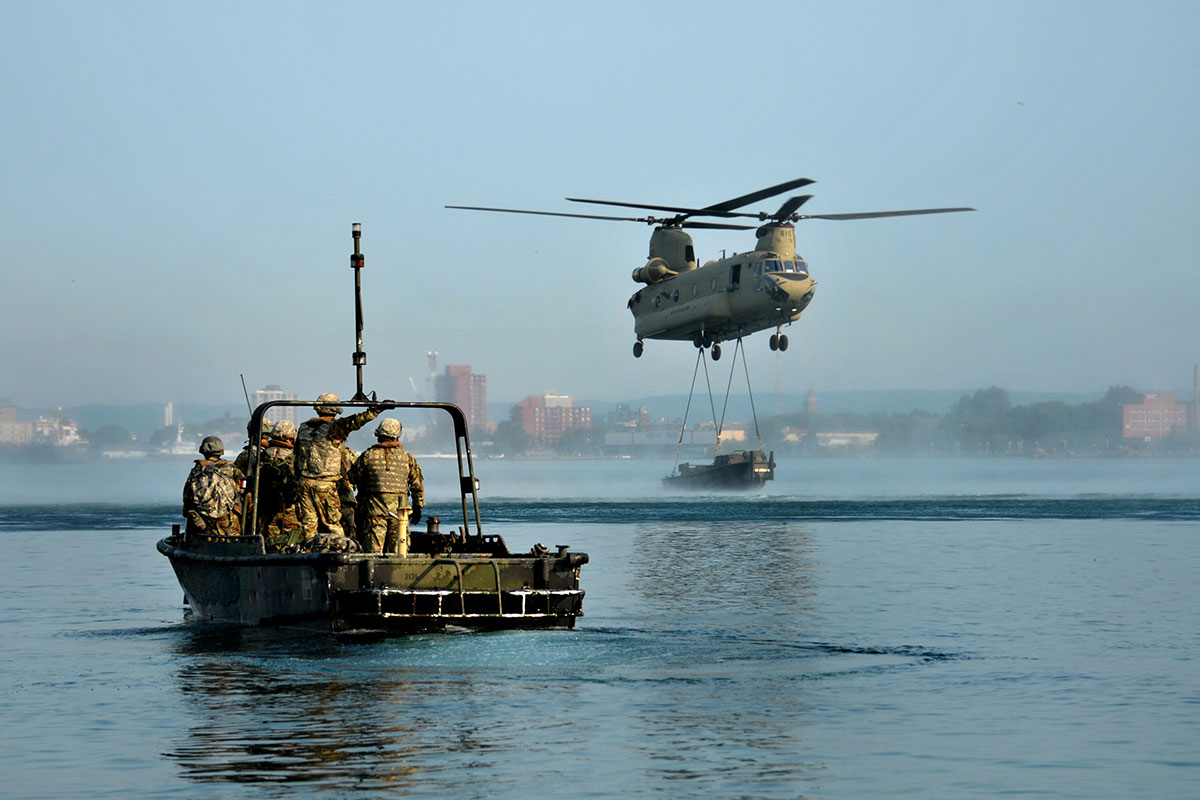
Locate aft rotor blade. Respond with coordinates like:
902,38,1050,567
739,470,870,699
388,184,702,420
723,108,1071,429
566,176,817,220
798,207,975,221
446,205,660,224
702,178,816,214
772,194,813,220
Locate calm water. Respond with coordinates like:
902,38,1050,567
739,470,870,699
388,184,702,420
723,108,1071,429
0,457,1197,798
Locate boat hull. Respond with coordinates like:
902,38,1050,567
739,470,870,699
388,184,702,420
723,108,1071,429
158,534,586,633
662,449,775,490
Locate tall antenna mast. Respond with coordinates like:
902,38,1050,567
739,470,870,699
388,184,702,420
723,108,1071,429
350,222,367,401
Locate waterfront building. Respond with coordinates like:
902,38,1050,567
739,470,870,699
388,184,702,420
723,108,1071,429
435,365,487,432
815,431,879,452
603,417,718,457
0,402,33,446
1123,393,1189,440
253,384,299,425
512,393,591,443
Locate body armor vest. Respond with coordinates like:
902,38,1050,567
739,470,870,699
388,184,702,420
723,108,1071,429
353,442,411,493
295,417,343,480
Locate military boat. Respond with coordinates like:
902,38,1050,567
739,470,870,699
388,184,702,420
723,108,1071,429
662,448,775,490
158,400,587,633
157,224,587,633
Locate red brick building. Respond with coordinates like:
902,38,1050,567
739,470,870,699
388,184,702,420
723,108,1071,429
1122,393,1188,440
512,393,591,443
435,365,487,433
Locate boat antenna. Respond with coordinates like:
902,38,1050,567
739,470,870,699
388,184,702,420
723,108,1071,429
240,373,252,414
350,222,367,401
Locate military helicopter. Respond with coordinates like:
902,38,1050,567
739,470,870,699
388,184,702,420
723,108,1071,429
448,178,972,360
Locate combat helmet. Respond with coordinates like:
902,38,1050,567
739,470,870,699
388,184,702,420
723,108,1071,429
246,418,273,438
199,436,225,457
375,418,402,439
272,419,296,440
314,392,343,416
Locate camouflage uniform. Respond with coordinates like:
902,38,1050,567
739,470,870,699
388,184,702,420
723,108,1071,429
258,430,300,552
349,425,424,554
337,444,358,542
234,420,271,534
182,454,245,537
293,395,380,549
234,419,272,474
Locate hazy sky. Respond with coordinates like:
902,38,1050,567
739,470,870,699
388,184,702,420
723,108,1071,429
3,1,1198,408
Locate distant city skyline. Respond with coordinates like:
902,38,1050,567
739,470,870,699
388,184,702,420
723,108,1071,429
4,359,1199,418
5,383,1194,458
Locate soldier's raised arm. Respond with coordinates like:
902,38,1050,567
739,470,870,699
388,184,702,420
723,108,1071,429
331,405,382,441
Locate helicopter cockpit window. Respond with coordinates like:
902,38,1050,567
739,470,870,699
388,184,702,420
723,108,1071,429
763,259,783,273
794,258,810,276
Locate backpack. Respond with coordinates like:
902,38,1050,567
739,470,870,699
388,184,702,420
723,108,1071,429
191,461,240,517
260,452,298,506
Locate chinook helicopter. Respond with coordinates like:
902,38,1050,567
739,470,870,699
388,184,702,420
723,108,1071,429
448,178,972,359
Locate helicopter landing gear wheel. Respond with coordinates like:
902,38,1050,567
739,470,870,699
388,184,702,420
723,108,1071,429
633,341,643,358
778,334,788,351
711,343,722,361
769,334,779,351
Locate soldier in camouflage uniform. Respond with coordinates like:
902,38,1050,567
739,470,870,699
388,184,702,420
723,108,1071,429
234,418,272,475
257,419,300,552
338,443,358,543
182,436,245,537
293,393,381,550
349,418,424,555
235,418,271,534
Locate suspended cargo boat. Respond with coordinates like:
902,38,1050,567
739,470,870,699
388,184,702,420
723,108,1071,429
662,448,775,490
662,339,777,491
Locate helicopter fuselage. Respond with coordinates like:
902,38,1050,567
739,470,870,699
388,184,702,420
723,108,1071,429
627,224,815,346
628,251,814,343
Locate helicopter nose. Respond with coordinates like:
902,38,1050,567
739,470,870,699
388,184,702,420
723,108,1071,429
774,275,814,298
776,276,815,310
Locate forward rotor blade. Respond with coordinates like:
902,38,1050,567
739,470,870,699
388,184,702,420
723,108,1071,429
702,178,816,214
566,197,737,218
682,220,757,231
446,205,660,224
798,207,975,221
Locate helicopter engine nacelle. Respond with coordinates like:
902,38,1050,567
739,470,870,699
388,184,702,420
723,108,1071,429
632,257,677,285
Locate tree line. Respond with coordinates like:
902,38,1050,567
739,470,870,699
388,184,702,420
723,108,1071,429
472,385,1199,458
760,385,1197,456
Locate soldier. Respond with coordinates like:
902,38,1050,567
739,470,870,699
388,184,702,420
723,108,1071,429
293,392,382,549
234,418,272,475
182,436,245,538
257,419,300,552
235,418,271,534
349,418,424,555
338,443,358,543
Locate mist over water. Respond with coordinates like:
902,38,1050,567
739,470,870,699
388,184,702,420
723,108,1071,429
2,455,1196,507
1,457,1198,798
